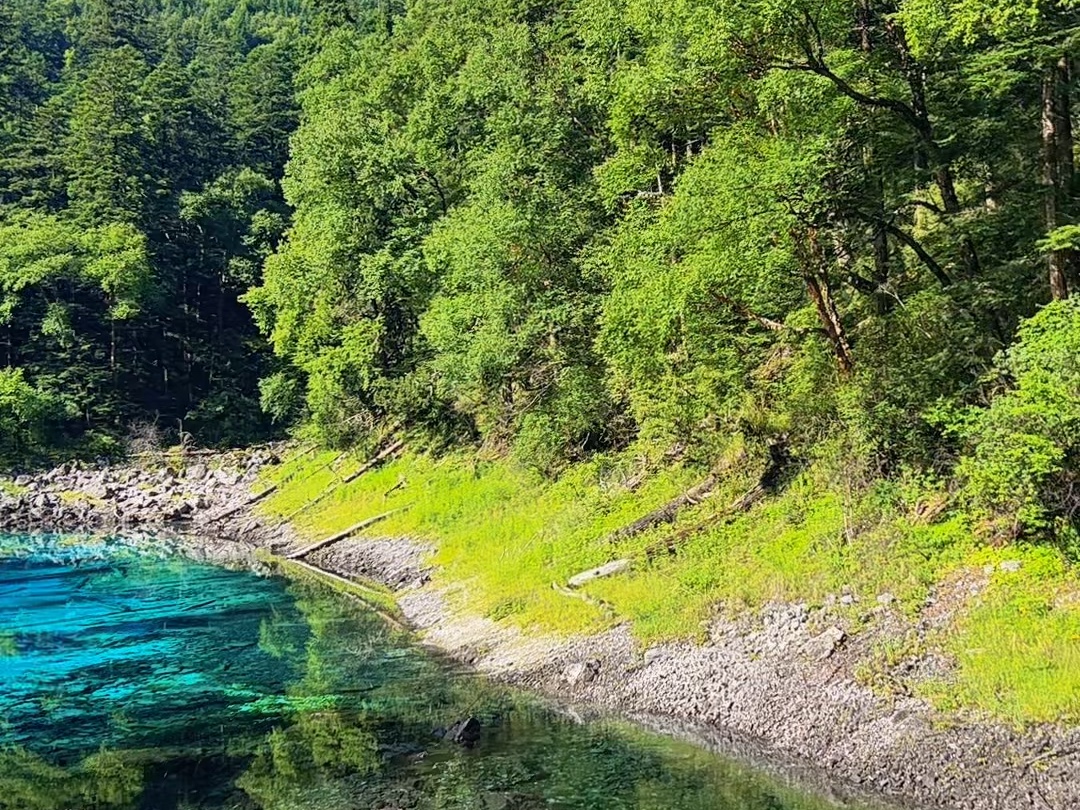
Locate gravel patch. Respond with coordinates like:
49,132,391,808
306,536,433,590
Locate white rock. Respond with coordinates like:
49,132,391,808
562,660,600,686
811,626,846,661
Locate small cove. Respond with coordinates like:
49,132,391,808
0,534,882,810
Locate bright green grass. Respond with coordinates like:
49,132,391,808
590,476,978,643
260,448,700,634
259,449,364,519
919,545,1080,725
259,445,1080,724
261,449,974,642
596,473,984,643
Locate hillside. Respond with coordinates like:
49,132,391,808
2,0,1080,776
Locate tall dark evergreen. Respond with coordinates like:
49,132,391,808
0,0,309,458
75,0,154,55
66,46,150,225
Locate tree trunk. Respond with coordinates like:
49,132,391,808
805,272,853,375
885,16,988,278
796,228,854,375
857,0,873,52
871,219,891,313
1043,54,1077,301
110,317,117,386
286,508,407,560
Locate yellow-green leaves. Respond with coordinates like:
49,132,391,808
0,213,150,326
0,214,150,325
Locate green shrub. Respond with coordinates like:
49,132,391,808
259,370,305,425
511,364,613,474
0,368,67,465
951,299,1080,541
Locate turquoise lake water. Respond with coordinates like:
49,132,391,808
0,534,877,810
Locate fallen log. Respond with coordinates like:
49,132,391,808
645,482,769,559
551,581,616,614
605,437,791,547
341,439,406,485
275,556,406,631
727,481,768,513
293,451,348,486
284,439,406,522
286,507,406,560
205,445,328,524
604,474,720,545
560,479,776,591
563,483,766,587
567,559,632,588
207,484,279,524
562,439,795,586
648,438,794,556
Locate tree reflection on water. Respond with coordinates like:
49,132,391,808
0,538,873,810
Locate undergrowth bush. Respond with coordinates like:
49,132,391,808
950,299,1080,543
0,369,69,466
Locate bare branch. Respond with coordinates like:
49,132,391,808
708,289,786,333
853,211,952,286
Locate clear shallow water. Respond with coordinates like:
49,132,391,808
0,535,874,810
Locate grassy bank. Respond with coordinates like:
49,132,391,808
258,445,1080,727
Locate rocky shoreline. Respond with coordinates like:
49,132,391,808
0,446,297,558
3,452,1077,810
313,540,1079,810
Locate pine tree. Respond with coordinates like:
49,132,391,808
65,46,150,225
75,0,153,57
229,34,301,176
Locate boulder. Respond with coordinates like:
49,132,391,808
442,717,482,747
87,482,116,499
809,626,846,661
562,659,601,686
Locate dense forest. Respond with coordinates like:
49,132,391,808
0,0,304,451
4,0,1080,544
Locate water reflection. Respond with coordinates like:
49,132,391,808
0,536,875,810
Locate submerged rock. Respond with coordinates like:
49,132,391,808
441,716,483,747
